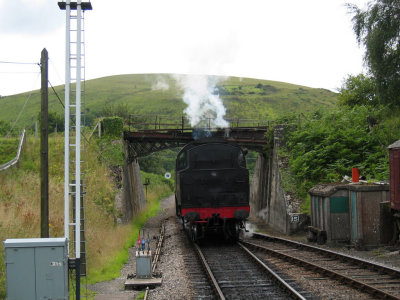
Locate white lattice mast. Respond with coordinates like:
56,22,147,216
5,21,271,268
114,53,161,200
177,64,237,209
58,1,92,296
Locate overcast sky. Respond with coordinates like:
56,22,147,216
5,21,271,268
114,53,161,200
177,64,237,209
0,0,370,96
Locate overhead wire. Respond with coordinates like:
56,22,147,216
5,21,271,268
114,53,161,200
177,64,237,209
0,72,41,148
48,80,92,146
49,80,65,109
0,71,39,74
0,60,40,96
0,61,39,65
49,58,64,84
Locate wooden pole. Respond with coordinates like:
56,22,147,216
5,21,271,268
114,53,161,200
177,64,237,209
40,48,49,238
35,121,38,139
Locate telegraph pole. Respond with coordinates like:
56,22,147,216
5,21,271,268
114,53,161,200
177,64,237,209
40,48,49,238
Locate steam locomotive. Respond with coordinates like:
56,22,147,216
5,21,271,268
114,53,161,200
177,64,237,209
175,139,250,241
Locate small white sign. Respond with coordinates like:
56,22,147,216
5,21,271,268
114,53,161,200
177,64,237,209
164,172,171,180
291,215,300,223
50,261,63,267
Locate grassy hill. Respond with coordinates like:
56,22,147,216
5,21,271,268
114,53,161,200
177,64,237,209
0,74,337,129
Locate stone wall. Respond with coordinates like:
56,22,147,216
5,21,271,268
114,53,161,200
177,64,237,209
119,141,146,223
250,154,270,221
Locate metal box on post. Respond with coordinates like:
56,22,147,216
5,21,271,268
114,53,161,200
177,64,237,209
4,238,68,300
136,250,152,279
125,249,162,289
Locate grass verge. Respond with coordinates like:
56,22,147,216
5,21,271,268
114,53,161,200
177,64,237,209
0,134,173,299
87,191,162,284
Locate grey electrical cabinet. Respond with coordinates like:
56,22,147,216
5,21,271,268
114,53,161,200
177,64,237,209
4,238,68,300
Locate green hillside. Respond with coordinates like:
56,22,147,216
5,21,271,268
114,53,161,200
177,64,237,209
0,74,337,129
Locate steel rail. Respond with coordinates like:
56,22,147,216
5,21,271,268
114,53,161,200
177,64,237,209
190,237,305,299
241,239,400,300
252,232,400,278
152,222,165,273
237,242,307,300
192,242,226,300
143,222,165,300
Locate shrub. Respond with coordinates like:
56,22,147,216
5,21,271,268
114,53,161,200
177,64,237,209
101,117,123,137
283,105,400,205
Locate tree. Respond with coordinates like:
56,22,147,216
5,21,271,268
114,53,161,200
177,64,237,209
338,74,377,107
348,0,400,106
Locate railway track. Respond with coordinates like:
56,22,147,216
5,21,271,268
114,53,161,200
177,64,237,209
183,235,216,299
143,222,165,300
241,232,400,300
190,237,309,299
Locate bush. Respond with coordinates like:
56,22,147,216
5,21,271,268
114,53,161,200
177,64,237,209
284,105,400,202
0,120,11,136
101,117,123,137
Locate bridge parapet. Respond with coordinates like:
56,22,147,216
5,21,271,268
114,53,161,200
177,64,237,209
127,114,270,132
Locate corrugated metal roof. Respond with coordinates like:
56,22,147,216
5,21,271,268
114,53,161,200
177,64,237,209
388,140,400,149
308,183,348,197
309,182,389,197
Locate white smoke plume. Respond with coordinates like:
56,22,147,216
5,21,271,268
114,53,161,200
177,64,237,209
151,75,170,91
174,74,229,128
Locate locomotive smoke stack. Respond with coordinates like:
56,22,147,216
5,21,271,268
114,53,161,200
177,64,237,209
192,128,212,140
224,128,231,138
174,74,229,130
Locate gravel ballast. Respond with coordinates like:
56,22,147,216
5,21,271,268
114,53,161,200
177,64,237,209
90,196,400,299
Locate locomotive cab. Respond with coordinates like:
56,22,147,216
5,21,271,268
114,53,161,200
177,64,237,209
175,140,250,241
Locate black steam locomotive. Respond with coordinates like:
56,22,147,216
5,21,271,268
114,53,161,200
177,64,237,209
175,139,250,241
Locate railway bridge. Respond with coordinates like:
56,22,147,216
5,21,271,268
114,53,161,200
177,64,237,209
120,115,304,234
123,127,269,162
122,115,270,162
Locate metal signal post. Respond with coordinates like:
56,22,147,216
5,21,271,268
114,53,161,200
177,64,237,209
58,1,92,299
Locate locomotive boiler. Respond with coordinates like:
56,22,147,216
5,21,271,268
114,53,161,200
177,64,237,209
175,139,250,241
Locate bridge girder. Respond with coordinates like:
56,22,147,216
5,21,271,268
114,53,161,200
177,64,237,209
123,127,269,163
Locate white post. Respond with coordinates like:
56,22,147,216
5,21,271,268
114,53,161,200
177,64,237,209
64,0,71,245
75,0,82,260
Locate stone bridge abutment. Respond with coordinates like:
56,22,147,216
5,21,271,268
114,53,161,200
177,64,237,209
250,125,308,234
